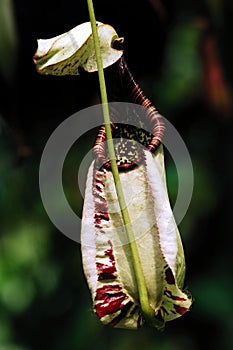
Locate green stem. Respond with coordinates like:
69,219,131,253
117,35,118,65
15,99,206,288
87,0,156,326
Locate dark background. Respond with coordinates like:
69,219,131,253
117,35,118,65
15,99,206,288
1,1,233,349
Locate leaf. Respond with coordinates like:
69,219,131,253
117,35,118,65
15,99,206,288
33,21,123,75
81,145,192,329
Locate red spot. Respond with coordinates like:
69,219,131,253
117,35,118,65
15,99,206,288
96,284,121,298
96,242,117,281
96,262,116,281
104,246,115,262
93,168,110,225
164,289,186,301
174,305,189,316
95,203,109,215
165,268,175,285
96,262,116,274
95,285,127,318
95,184,102,192
96,295,126,318
93,171,105,192
95,179,105,187
95,212,110,224
175,296,187,302
98,272,117,281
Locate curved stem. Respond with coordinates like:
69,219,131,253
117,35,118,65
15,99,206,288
87,0,157,326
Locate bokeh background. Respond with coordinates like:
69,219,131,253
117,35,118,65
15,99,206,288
1,0,233,349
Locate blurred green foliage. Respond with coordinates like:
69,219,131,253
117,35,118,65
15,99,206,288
1,1,233,350
0,0,18,83
153,20,203,112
